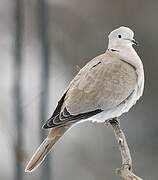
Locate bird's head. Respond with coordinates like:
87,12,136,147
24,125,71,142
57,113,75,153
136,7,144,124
108,26,138,51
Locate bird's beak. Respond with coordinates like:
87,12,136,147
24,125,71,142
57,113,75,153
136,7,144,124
125,38,138,46
131,39,138,46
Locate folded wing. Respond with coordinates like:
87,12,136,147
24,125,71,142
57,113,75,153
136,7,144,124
43,53,137,128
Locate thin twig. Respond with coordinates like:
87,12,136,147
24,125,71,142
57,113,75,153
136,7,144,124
109,119,143,180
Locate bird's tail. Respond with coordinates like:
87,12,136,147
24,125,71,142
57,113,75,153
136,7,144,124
25,125,71,173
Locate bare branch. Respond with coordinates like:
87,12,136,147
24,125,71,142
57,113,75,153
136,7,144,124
109,119,143,180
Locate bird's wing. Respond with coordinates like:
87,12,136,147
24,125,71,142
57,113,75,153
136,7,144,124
43,52,137,128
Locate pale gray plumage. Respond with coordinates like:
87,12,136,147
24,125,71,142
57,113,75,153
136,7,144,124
64,52,137,115
25,26,144,172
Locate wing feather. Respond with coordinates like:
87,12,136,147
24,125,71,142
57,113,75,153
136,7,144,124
43,53,137,129
65,53,137,114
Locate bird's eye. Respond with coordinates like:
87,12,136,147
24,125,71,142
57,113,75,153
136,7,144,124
118,34,122,38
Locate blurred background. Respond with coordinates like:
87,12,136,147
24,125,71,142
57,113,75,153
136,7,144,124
1,0,158,180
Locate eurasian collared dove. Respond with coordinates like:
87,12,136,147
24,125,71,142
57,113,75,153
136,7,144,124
25,26,144,172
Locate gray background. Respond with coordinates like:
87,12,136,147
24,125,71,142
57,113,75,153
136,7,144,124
0,0,158,179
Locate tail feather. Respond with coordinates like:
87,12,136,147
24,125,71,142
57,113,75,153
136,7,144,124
25,125,71,172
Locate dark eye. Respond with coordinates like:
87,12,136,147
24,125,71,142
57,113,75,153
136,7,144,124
118,34,122,38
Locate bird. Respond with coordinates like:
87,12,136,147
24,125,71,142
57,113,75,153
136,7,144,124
25,26,144,172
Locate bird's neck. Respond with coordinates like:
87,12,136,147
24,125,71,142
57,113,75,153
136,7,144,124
107,45,143,70
106,45,144,98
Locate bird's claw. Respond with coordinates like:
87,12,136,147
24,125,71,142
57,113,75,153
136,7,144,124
105,117,119,126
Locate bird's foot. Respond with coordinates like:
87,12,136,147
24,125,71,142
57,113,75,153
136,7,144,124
105,117,119,126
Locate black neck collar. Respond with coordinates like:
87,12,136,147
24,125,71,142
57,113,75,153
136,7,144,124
108,48,120,52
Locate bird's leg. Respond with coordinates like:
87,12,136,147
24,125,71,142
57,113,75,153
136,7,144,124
109,117,119,125
105,117,119,126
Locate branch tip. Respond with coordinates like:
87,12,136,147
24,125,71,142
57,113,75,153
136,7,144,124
109,119,143,180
